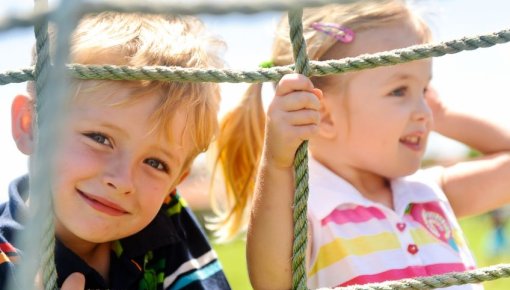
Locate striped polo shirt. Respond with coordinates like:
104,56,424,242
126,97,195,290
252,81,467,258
307,158,482,290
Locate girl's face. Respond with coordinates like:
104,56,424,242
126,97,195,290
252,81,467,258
51,85,192,248
318,20,432,178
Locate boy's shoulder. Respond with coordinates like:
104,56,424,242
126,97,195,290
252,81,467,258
0,176,27,290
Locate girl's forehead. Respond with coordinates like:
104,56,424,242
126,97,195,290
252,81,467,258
335,22,424,59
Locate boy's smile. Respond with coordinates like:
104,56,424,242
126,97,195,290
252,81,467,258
77,189,130,216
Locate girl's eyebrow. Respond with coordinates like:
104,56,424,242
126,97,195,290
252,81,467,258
385,72,432,83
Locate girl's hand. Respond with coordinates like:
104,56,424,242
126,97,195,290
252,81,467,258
425,85,446,128
263,73,322,169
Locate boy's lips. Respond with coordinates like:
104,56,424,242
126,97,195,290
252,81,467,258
77,189,129,216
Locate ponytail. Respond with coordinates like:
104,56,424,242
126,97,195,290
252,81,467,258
210,83,266,241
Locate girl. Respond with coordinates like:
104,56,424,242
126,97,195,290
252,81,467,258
215,0,510,289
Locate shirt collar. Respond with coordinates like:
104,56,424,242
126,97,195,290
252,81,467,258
116,192,183,258
308,158,446,220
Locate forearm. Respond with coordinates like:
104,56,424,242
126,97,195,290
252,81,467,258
247,157,295,290
434,109,510,155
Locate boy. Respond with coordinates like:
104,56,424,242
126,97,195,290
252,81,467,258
0,12,230,290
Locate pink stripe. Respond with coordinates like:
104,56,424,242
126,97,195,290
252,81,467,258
321,206,386,226
340,263,470,286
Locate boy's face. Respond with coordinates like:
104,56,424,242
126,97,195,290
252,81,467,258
42,84,191,245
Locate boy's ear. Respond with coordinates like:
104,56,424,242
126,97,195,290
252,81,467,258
11,94,34,155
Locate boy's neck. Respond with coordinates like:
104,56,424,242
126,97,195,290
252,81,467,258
55,224,112,282
78,242,112,282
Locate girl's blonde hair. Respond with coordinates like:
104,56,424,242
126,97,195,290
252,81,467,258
212,0,431,240
29,12,225,168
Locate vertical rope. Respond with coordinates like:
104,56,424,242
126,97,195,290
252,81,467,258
288,8,311,290
33,0,58,289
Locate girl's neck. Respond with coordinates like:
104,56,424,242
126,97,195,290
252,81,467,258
313,154,394,209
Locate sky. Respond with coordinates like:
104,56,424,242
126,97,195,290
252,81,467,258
0,0,509,201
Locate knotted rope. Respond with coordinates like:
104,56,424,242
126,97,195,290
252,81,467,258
287,8,312,290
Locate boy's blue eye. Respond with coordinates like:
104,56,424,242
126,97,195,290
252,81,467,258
389,87,407,97
85,132,111,146
145,158,169,172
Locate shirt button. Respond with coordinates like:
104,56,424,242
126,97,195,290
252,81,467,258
396,222,406,232
407,244,419,255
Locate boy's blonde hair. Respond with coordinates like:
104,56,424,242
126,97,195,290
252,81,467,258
29,12,225,169
213,0,431,240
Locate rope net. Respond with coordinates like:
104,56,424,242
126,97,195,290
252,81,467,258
2,1,510,289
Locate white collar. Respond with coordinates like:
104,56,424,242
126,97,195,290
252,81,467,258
308,157,447,220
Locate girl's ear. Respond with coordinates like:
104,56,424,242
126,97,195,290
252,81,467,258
317,104,337,140
11,94,34,155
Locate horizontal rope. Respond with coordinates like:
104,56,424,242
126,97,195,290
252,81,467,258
1,27,509,86
320,263,510,290
0,0,358,33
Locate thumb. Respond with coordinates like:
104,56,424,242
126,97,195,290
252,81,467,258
61,272,85,290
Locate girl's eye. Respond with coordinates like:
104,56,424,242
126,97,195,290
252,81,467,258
389,86,407,97
145,158,169,173
84,132,112,147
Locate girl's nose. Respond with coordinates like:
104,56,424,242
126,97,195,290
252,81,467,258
412,97,432,123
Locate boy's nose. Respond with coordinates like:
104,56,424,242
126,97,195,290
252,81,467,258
102,160,134,195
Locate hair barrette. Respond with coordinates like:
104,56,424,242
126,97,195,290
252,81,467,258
310,22,354,43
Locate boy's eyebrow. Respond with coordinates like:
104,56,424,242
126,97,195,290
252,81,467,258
100,122,129,138
98,123,182,162
155,146,180,163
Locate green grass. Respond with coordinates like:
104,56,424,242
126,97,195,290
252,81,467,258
459,215,510,290
213,238,251,289
212,215,510,289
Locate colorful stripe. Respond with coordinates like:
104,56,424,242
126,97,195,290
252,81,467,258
309,232,400,276
340,263,470,287
0,242,16,254
321,206,386,226
0,251,10,265
163,250,218,288
169,260,222,290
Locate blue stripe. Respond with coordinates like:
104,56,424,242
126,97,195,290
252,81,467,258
169,260,222,290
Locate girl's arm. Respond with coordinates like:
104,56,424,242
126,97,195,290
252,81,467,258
426,87,510,217
427,87,510,154
247,74,321,290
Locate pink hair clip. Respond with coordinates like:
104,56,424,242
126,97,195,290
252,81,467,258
310,22,354,43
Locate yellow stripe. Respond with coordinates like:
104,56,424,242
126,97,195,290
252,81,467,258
309,232,400,276
409,228,438,245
